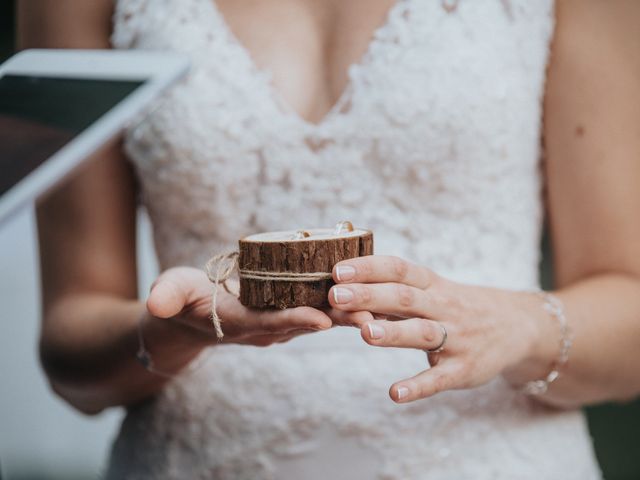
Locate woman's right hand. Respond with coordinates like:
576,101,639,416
146,266,336,347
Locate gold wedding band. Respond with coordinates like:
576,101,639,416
424,322,448,354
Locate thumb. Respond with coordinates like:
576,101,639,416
146,267,208,319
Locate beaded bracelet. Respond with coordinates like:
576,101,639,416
520,291,574,396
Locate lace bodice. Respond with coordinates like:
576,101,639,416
105,1,602,478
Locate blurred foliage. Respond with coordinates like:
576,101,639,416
588,400,640,480
0,0,639,478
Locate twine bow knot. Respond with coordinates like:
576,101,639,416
205,252,335,339
205,251,240,339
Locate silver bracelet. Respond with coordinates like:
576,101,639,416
135,312,211,379
521,291,574,396
135,313,177,378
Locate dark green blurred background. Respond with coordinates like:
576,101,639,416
1,0,639,478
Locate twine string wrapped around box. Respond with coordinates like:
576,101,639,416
205,252,334,339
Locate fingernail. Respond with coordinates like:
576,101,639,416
336,265,356,281
368,323,385,339
332,287,353,304
397,386,410,400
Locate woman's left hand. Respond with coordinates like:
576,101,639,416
327,255,551,403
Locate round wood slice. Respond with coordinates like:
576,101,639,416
238,227,374,309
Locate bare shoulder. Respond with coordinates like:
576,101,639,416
553,0,640,57
547,0,640,116
17,0,115,49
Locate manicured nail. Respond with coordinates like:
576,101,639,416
336,265,356,281
396,386,410,400
368,323,385,339
333,287,353,304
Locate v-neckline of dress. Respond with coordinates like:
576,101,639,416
204,0,409,132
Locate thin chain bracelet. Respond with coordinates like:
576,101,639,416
135,312,211,379
520,290,574,396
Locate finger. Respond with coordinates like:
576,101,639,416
147,267,210,319
372,312,405,321
361,318,448,351
322,307,374,327
390,362,464,403
227,303,333,336
427,351,442,367
256,307,333,334
236,332,299,347
328,282,449,319
333,255,438,289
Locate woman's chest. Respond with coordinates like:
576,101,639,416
212,0,398,125
113,0,556,191
115,0,554,170
117,0,553,124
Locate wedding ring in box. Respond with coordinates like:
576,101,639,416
238,221,374,308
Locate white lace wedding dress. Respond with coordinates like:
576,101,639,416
105,0,602,478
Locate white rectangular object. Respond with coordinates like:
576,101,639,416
0,49,190,223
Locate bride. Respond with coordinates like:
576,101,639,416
21,0,640,478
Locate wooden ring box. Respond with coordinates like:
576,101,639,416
238,222,374,308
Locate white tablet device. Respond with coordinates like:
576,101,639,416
0,49,189,223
